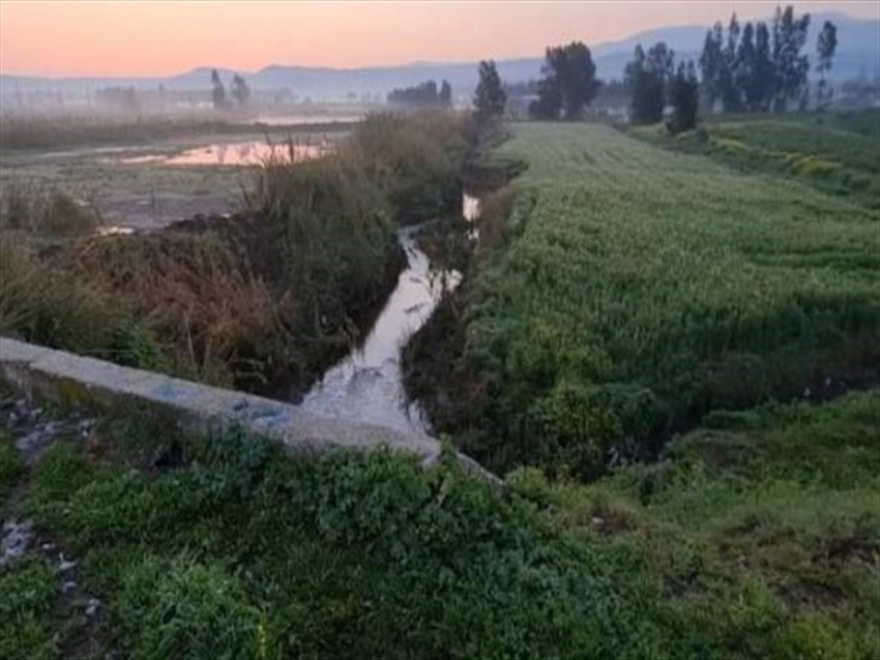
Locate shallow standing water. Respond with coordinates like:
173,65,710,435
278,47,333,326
119,141,326,166
295,228,461,435
463,193,481,222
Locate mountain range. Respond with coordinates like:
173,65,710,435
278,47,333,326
1,12,877,100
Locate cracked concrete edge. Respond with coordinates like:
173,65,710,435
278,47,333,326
0,336,446,464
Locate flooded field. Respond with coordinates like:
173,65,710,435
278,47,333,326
296,228,461,435
0,125,349,229
117,141,327,166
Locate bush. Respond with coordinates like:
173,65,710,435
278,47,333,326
344,111,471,224
255,153,399,333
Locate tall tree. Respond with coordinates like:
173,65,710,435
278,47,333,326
646,42,675,81
529,75,563,120
530,42,601,120
719,13,743,112
667,61,700,135
771,5,811,112
231,74,251,106
752,22,776,112
700,16,745,112
558,42,602,119
626,44,665,125
735,22,757,110
439,80,453,106
816,20,838,109
735,21,776,113
626,42,673,125
699,22,724,110
473,60,507,124
210,69,227,110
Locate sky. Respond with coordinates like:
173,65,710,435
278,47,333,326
1,1,878,77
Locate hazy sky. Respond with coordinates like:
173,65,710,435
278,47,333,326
1,1,878,77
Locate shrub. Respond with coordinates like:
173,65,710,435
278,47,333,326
255,153,399,332
344,111,471,224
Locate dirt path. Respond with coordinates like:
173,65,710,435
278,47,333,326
1,396,116,659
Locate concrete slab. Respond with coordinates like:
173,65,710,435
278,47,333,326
0,336,442,463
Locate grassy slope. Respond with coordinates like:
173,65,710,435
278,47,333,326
0,391,876,659
630,110,880,210
457,122,879,476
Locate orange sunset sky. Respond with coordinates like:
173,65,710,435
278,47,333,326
1,1,878,77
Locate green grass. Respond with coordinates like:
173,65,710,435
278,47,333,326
540,389,880,660
4,391,877,659
0,557,58,660
446,121,879,477
630,110,880,210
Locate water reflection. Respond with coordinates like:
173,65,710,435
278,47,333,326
296,229,460,435
97,225,135,236
119,141,326,166
463,193,481,222
463,191,482,240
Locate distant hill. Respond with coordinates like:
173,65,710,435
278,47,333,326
1,12,876,101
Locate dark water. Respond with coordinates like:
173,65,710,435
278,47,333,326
295,228,461,434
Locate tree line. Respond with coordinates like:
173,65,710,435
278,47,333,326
472,45,605,125
471,4,841,133
699,6,837,113
387,80,453,108
625,43,700,134
210,69,250,110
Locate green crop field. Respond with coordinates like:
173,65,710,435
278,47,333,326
453,122,880,477
631,110,880,210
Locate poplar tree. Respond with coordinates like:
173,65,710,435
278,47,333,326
816,21,838,109
473,61,507,124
